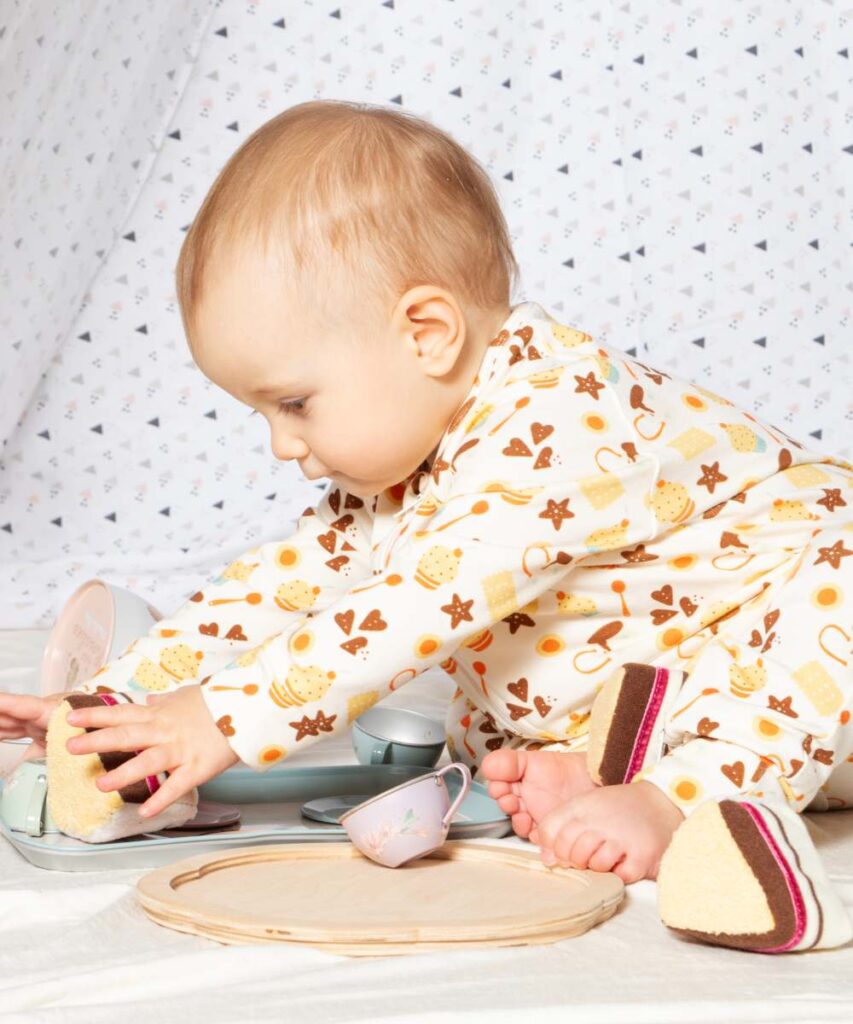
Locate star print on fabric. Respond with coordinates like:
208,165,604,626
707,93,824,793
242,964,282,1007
817,488,847,513
573,371,605,400
290,710,337,741
429,456,453,485
502,611,536,635
814,539,853,570
440,592,475,629
620,543,658,563
538,497,575,530
696,461,728,494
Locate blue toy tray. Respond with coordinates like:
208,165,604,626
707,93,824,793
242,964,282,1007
0,763,511,872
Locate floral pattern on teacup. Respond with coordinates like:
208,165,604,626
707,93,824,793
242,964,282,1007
362,807,430,857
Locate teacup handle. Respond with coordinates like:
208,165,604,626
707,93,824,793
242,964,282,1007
369,740,391,765
436,762,472,829
25,772,48,837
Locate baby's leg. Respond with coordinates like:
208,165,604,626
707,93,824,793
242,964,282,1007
640,519,853,816
536,510,853,876
651,514,853,952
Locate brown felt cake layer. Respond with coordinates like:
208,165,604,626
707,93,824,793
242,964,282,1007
587,663,657,786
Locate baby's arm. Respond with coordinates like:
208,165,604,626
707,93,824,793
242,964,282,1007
71,482,376,702
195,378,661,770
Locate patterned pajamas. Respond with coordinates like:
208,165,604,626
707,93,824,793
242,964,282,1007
75,301,853,822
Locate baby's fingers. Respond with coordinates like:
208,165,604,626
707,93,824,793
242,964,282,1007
97,745,168,795
0,725,28,741
138,765,197,820
66,722,154,757
65,703,150,730
0,693,50,725
0,711,29,732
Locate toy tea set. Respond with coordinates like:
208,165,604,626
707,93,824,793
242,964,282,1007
0,579,625,953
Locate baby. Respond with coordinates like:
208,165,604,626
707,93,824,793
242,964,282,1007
2,101,852,903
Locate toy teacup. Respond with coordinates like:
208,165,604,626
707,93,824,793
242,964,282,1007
0,758,60,836
340,762,471,868
351,706,446,768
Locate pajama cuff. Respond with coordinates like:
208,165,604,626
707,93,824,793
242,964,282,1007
635,736,793,816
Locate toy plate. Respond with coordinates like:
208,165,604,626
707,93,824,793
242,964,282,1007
0,764,510,871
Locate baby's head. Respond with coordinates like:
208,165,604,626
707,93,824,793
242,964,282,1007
175,100,518,497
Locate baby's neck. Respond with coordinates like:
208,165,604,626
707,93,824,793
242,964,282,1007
420,302,513,475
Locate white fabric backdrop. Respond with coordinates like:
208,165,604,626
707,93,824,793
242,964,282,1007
1,0,851,628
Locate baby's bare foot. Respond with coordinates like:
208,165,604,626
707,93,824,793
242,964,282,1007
533,781,685,883
480,748,597,840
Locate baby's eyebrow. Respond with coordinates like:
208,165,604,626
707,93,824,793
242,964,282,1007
254,383,304,394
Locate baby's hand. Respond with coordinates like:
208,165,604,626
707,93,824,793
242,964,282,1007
61,685,241,818
530,781,685,884
0,691,72,762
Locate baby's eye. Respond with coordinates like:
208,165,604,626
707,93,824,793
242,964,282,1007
277,398,308,417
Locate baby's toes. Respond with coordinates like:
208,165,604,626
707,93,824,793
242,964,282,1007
531,806,580,857
480,747,526,785
587,840,625,874
553,825,596,867
494,791,521,817
486,778,511,801
612,857,646,885
565,830,604,870
510,809,534,839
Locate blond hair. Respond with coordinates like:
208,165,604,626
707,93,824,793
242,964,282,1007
175,100,519,342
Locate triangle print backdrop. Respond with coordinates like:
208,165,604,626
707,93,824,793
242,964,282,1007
0,0,851,628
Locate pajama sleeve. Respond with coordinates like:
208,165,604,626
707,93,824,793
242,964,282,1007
71,483,376,702
197,370,662,770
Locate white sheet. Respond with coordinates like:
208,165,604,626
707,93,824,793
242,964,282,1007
2,629,852,1024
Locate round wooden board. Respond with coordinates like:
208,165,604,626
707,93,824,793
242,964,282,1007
136,840,624,956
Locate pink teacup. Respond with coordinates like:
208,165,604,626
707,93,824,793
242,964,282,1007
340,763,472,868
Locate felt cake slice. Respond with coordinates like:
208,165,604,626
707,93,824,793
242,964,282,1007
587,663,685,786
657,798,852,953
46,693,198,843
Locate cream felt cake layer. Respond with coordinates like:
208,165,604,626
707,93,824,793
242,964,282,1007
657,800,774,935
586,665,623,785
46,697,198,843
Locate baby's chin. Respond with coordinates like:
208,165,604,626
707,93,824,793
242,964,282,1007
330,472,396,499
328,472,373,496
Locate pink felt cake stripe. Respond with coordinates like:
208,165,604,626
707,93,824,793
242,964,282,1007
624,666,669,783
743,803,807,953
